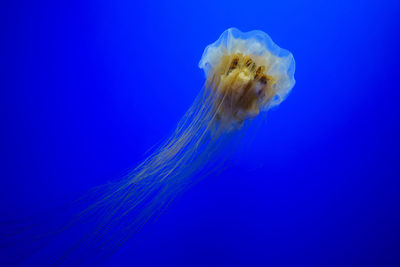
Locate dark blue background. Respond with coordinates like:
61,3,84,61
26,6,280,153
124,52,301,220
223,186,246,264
1,0,400,266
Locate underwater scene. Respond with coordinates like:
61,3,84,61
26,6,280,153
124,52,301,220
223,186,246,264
1,0,400,266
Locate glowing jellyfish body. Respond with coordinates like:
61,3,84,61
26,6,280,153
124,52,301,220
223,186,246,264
200,28,295,132
2,28,295,266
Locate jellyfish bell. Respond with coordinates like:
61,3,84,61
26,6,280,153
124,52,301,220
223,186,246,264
199,28,295,132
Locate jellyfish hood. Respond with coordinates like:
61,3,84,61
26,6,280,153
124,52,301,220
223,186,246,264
199,28,295,110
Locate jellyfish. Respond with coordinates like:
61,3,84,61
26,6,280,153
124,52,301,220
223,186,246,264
1,28,295,266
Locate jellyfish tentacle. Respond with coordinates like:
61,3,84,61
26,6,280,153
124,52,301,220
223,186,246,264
1,28,295,266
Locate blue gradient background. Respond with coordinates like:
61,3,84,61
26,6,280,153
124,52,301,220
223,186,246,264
1,0,400,266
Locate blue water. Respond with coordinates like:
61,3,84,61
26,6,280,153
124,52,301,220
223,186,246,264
1,0,400,266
